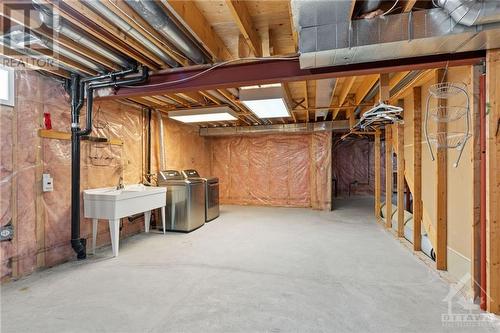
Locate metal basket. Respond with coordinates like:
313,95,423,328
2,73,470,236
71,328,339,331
428,106,469,122
427,132,472,149
428,82,467,98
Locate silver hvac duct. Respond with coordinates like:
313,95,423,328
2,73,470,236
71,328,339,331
35,3,131,68
0,30,87,76
436,0,500,26
199,120,350,136
84,0,179,68
37,35,106,73
296,3,500,68
125,0,206,64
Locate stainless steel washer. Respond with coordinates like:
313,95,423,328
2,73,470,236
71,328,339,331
157,170,205,232
182,169,219,222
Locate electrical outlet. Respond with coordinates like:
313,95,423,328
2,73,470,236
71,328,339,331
42,173,53,192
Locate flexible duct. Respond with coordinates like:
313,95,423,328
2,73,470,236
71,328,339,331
34,2,131,68
84,0,179,68
436,0,500,26
125,0,206,64
157,111,166,170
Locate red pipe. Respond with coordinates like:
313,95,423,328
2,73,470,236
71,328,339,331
479,72,487,311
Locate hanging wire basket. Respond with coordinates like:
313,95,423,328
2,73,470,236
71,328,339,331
427,132,472,149
428,82,468,98
427,105,469,122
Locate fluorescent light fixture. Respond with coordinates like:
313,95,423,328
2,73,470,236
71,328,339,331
239,85,290,119
242,98,289,118
168,106,237,123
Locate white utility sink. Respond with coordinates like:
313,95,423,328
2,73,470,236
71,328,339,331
84,184,166,257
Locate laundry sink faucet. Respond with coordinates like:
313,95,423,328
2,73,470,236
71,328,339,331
116,176,124,190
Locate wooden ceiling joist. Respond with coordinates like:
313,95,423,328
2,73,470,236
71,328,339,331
163,0,233,61
354,74,379,105
338,76,356,107
390,69,435,102
225,0,262,57
403,0,418,12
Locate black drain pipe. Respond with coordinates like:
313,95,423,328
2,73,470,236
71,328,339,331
69,67,149,259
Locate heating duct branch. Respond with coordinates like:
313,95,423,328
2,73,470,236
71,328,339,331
84,0,179,68
34,1,132,69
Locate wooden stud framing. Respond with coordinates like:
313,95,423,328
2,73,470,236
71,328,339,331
397,101,405,237
38,129,123,145
470,65,482,300
403,0,418,12
385,125,393,229
375,129,382,219
486,49,500,314
413,86,423,251
436,68,448,271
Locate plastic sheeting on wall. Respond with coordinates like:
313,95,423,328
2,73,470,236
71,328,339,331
209,132,331,209
0,71,146,280
332,137,387,197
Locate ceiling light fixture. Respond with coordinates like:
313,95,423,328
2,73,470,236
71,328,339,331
239,84,290,119
168,106,238,123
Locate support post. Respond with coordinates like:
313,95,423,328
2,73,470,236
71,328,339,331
486,49,500,314
436,68,448,271
413,87,423,251
385,126,393,228
397,102,405,237
374,129,381,219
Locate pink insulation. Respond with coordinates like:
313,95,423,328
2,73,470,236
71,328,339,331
209,133,331,209
0,71,211,280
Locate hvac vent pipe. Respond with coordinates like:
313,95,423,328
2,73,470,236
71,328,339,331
125,0,206,64
436,0,500,26
85,0,179,67
35,2,131,68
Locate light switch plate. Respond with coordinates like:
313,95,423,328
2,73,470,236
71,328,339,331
42,173,53,192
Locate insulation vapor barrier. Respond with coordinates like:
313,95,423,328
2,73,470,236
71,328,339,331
332,138,387,197
0,70,214,280
0,71,147,279
210,133,331,210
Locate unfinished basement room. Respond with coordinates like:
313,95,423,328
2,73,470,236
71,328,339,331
1,0,500,332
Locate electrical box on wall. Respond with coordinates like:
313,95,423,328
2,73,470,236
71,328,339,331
42,173,53,192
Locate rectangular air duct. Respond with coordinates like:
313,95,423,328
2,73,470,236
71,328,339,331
294,3,500,69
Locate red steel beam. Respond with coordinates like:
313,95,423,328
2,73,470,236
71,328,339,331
97,51,485,100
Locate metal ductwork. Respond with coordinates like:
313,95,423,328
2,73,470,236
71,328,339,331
436,0,500,26
0,28,88,76
293,0,500,69
125,0,207,65
199,120,349,136
35,3,131,68
84,0,179,68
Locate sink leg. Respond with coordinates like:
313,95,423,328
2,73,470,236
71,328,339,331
161,206,166,235
108,219,120,257
144,211,151,233
92,218,98,255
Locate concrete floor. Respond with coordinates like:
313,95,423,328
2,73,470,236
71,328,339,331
1,198,498,333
